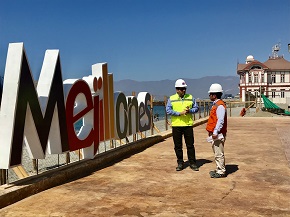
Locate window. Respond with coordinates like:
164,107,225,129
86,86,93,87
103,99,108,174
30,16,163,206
272,90,276,98
271,74,276,83
261,74,264,83
248,74,252,83
281,74,285,83
251,65,262,69
281,89,285,98
241,74,245,83
254,74,258,83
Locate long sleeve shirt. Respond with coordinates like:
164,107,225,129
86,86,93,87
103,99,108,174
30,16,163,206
166,96,199,116
213,99,226,135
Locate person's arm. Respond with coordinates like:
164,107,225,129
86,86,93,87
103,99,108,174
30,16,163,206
166,98,182,116
189,98,199,113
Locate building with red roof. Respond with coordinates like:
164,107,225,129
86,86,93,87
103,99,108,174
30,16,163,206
237,44,290,105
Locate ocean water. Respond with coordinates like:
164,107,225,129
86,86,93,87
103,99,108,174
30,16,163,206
74,104,209,131
153,104,209,119
74,120,83,132
152,105,166,119
73,105,166,132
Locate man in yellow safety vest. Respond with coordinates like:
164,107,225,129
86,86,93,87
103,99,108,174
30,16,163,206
166,79,199,171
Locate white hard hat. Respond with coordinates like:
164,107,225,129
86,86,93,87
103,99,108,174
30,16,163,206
175,79,187,87
208,83,223,93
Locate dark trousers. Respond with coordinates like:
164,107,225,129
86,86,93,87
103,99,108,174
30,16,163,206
172,126,196,164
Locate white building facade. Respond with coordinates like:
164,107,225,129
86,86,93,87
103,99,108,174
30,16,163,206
237,52,290,105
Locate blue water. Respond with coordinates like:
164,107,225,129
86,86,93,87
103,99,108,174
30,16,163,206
153,104,209,119
152,105,166,120
74,120,83,132
74,105,208,131
73,106,166,132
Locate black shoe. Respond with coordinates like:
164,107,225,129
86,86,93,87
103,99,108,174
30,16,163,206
176,163,184,171
189,163,199,171
210,171,227,178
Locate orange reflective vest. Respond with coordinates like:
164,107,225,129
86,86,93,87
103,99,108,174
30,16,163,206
206,100,227,135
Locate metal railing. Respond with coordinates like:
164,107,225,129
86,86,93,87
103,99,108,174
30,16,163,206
0,98,256,185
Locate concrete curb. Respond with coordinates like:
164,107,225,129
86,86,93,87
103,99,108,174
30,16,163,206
0,118,208,209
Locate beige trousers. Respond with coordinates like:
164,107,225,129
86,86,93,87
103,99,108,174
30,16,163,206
212,138,226,174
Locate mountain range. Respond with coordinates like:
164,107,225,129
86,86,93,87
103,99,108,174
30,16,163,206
114,76,240,100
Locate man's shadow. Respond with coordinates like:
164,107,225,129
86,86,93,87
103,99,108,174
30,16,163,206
184,160,239,175
184,159,212,168
225,164,239,175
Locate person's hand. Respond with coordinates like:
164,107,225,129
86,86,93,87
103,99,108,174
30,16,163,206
179,110,187,115
212,134,218,139
180,107,190,115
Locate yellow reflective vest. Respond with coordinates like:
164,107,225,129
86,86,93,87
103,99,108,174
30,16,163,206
170,93,194,126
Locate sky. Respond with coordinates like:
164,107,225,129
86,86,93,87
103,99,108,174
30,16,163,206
0,0,290,82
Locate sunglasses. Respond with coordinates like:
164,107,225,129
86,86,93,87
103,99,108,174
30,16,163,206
177,87,187,91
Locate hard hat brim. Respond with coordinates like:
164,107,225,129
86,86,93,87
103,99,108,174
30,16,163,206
208,90,223,93
175,85,187,87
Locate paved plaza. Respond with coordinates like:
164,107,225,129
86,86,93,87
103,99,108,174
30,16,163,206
0,117,290,216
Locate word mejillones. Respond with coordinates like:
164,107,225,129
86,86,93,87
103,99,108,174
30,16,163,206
0,43,151,169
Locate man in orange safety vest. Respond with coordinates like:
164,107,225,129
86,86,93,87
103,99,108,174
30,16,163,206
206,83,227,178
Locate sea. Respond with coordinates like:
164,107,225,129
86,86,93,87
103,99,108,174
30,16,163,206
74,105,209,132
74,105,166,131
152,104,209,120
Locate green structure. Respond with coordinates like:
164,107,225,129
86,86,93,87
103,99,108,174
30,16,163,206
261,94,290,115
